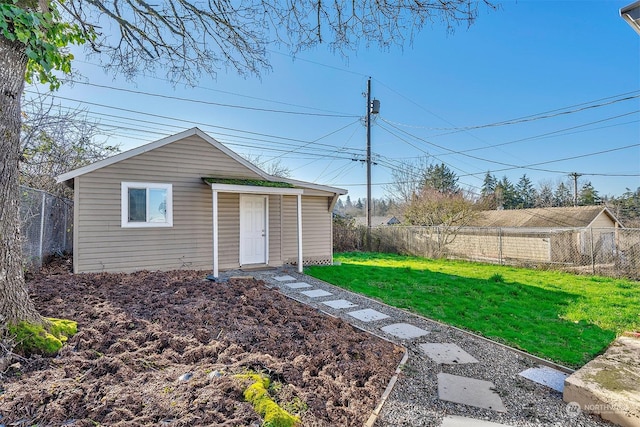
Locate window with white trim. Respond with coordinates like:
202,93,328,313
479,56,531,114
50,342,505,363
121,182,173,227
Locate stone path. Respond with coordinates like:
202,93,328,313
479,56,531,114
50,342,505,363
236,269,608,426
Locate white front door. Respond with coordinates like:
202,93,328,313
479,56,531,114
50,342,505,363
240,195,267,265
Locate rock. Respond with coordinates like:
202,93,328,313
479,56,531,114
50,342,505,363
208,370,223,379
178,372,193,382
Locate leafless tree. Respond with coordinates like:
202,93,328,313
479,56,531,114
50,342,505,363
243,154,292,178
1,0,496,332
20,94,120,198
404,188,477,256
385,156,432,204
61,0,496,82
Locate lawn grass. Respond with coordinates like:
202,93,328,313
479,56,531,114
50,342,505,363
305,252,640,367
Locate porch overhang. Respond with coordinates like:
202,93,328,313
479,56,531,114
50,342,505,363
208,182,303,196
205,180,304,279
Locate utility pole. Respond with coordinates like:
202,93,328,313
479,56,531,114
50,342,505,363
569,172,582,206
365,78,380,246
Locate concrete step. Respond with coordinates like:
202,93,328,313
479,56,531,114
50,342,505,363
563,335,640,427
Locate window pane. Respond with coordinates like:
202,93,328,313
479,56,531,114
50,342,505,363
148,188,167,223
128,188,147,222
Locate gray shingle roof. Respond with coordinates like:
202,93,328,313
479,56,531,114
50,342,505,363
467,206,619,228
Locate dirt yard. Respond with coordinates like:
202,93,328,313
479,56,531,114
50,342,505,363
0,262,404,426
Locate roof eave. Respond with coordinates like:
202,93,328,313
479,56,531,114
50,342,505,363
56,127,272,184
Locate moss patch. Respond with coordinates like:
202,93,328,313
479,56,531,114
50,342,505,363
8,317,77,356
235,373,300,427
586,365,639,393
203,177,295,188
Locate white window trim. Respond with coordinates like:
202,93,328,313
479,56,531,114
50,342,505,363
121,182,173,228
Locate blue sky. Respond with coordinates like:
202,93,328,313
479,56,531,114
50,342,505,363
29,0,640,201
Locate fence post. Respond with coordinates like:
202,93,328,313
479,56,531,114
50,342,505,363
590,227,596,275
38,190,46,265
498,227,503,265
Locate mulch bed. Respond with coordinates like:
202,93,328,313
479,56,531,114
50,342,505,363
0,262,404,426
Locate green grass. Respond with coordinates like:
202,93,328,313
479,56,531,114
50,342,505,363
306,252,640,368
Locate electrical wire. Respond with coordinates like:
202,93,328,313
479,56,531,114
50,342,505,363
382,90,640,132
62,80,360,118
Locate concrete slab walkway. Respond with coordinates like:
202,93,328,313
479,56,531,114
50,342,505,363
226,268,614,427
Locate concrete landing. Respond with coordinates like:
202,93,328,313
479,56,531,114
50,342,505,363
380,323,429,339
564,335,640,427
438,373,506,412
441,415,515,427
420,343,479,365
273,275,296,281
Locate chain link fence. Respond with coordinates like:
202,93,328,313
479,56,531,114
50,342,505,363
334,222,640,280
20,186,73,270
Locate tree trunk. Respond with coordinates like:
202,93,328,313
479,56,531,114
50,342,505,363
0,35,44,326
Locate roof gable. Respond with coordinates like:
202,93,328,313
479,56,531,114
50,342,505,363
469,206,622,228
56,128,346,195
56,128,267,184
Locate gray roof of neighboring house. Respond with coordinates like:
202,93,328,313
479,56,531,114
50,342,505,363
467,206,621,228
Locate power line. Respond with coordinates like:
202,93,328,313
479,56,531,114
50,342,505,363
433,111,640,155
25,90,364,151
383,90,640,133
62,79,360,118
380,115,640,176
74,58,362,114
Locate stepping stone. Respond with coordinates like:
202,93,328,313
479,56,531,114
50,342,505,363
519,365,568,393
273,275,296,282
441,415,515,427
300,289,332,298
380,323,429,339
322,299,357,309
419,343,479,365
347,308,389,322
282,281,312,289
438,373,506,412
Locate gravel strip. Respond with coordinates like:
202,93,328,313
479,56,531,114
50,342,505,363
225,267,615,427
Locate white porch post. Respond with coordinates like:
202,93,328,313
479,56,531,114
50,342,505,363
212,189,219,278
297,194,303,273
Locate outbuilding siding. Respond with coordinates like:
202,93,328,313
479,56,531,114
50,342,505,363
282,195,332,265
66,130,344,274
74,135,261,273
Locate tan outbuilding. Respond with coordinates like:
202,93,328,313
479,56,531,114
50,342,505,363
57,128,346,276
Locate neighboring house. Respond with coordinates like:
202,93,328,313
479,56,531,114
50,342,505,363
443,206,624,264
354,216,402,227
57,128,347,276
465,206,623,229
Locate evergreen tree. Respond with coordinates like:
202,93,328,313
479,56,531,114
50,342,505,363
554,182,573,207
535,181,554,207
481,171,497,197
422,163,459,195
495,176,517,209
515,174,536,209
345,195,353,210
377,198,388,216
579,181,601,206
609,187,640,227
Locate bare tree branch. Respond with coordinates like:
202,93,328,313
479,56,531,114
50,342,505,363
57,0,496,83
